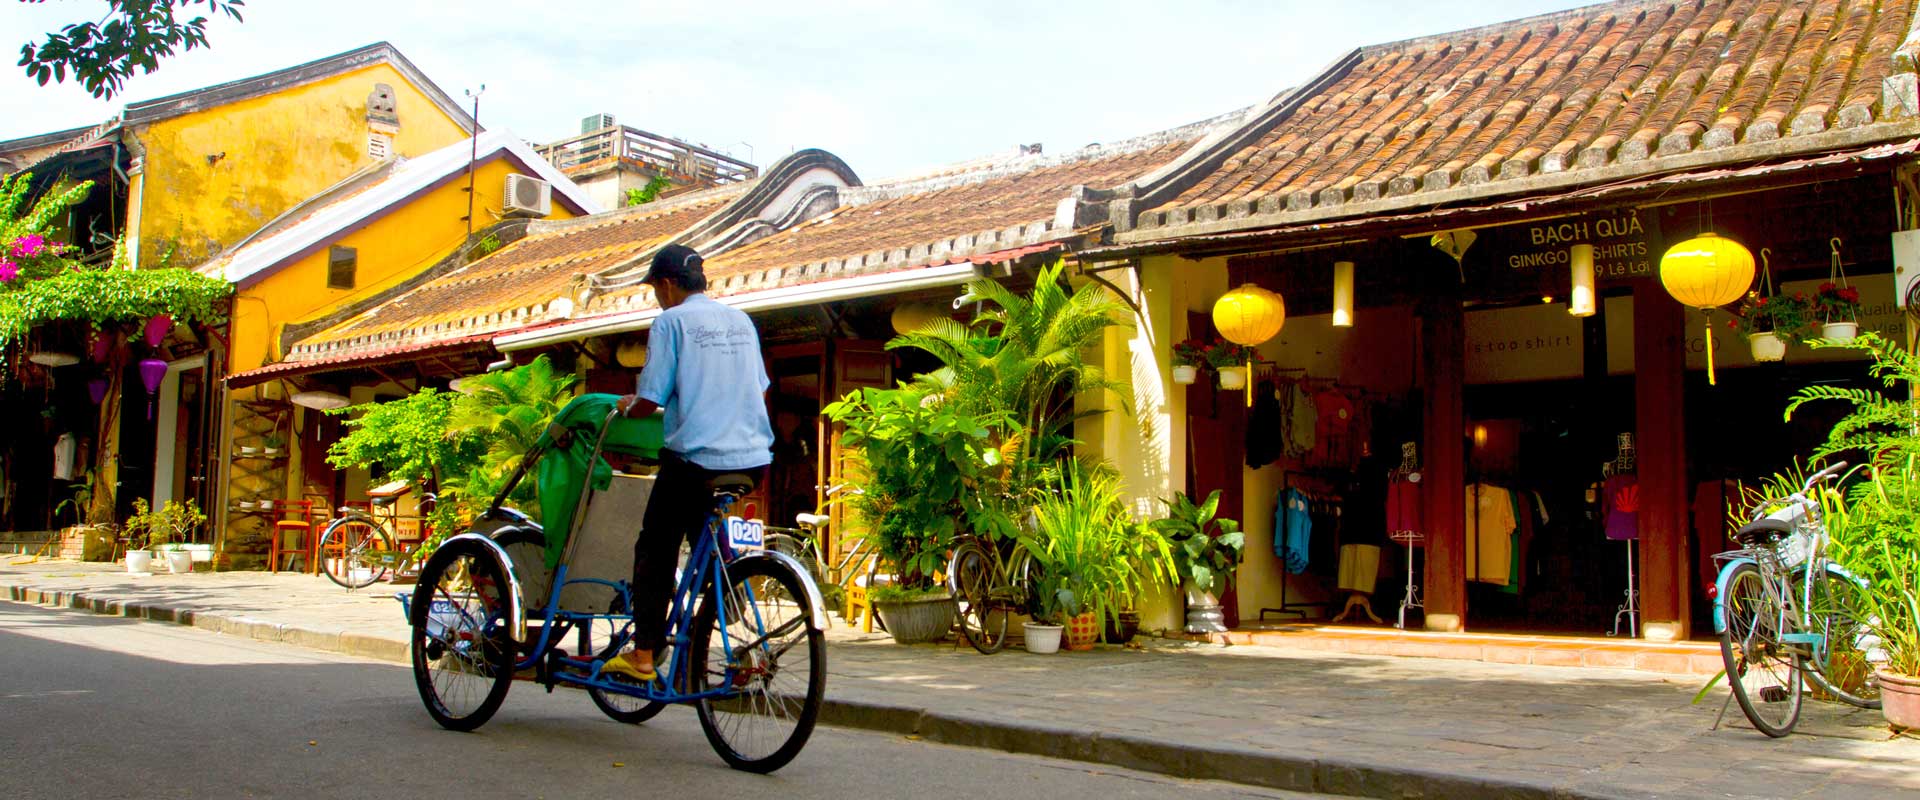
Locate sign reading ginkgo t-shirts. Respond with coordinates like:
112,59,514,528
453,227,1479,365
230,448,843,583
1467,209,1665,301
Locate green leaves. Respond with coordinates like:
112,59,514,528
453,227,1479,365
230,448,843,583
0,266,232,344
1149,490,1245,596
19,0,247,100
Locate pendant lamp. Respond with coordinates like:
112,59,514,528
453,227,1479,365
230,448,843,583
138,358,168,420
1332,262,1355,328
1211,284,1286,406
1659,232,1754,385
1568,244,1597,317
87,378,108,405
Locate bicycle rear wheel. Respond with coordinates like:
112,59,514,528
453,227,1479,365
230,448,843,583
948,540,1008,654
409,540,515,731
691,558,826,773
320,517,395,589
1803,567,1881,709
1719,562,1803,737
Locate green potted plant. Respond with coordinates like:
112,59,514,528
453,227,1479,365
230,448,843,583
1204,339,1258,390
121,498,155,573
1149,490,1245,634
1812,281,1861,342
824,385,1010,644
1787,333,1920,730
1172,339,1207,385
1730,291,1811,362
1018,460,1173,651
151,499,208,573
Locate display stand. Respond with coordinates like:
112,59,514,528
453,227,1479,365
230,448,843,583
1605,433,1639,638
1390,443,1423,629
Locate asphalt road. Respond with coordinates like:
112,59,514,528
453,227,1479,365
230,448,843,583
0,599,1335,799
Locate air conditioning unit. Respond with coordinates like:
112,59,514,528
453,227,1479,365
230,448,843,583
504,174,551,217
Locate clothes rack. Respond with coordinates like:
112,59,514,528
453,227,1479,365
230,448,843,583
1259,469,1345,621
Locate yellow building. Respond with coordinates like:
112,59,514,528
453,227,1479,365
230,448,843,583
201,131,598,565
0,43,478,542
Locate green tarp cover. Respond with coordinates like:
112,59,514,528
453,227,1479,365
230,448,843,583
532,393,664,567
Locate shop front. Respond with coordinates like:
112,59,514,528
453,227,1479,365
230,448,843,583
1104,165,1912,642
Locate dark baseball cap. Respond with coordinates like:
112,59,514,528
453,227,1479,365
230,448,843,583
642,244,704,286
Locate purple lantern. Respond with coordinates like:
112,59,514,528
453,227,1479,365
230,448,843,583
86,378,107,405
139,358,167,420
143,313,173,347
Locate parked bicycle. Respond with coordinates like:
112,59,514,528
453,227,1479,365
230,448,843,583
946,530,1035,654
317,481,432,589
400,394,827,773
1713,461,1881,737
760,484,876,607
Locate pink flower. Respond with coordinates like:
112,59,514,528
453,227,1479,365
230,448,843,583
0,260,18,282
9,234,44,258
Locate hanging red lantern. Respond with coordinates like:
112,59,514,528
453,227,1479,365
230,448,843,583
143,314,173,347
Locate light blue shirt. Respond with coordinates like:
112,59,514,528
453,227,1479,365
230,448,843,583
635,293,773,470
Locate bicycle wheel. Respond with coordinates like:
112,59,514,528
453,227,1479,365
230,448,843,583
319,517,395,589
948,540,1007,654
491,529,554,614
1719,562,1803,737
763,533,825,593
409,539,515,731
690,558,826,773
579,609,668,725
1803,567,1881,709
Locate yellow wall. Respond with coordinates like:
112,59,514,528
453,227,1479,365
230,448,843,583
132,62,469,268
226,157,571,374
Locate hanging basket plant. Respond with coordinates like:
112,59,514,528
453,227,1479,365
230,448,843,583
1814,237,1861,342
1728,249,1809,363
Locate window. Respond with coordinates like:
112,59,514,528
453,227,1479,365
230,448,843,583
328,246,357,290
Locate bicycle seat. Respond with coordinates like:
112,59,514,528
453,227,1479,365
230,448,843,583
708,473,756,498
795,512,830,528
1734,517,1793,546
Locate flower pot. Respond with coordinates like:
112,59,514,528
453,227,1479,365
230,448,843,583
126,550,153,573
1748,332,1787,363
873,594,955,644
1217,366,1247,391
1172,365,1198,385
1184,581,1227,633
1023,622,1063,654
1821,321,1859,343
164,549,194,574
1105,611,1140,645
1065,611,1100,650
1879,670,1920,731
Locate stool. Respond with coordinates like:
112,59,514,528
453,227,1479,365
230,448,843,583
1331,543,1384,624
269,499,317,573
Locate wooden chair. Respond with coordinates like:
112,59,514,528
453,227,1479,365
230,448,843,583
269,499,318,573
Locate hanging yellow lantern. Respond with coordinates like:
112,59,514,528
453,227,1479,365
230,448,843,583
1659,232,1755,386
1211,284,1285,405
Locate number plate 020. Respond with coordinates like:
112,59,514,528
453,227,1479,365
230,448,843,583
726,516,764,551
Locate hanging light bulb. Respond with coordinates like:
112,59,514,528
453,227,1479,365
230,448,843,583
1332,261,1354,328
1569,244,1597,317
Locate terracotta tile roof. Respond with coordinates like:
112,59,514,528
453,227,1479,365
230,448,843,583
1135,0,1920,234
576,134,1202,315
284,187,735,361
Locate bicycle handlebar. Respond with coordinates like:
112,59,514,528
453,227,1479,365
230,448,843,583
1801,462,1847,493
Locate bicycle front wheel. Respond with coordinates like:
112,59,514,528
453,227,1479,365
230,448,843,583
320,517,395,589
948,540,1008,654
1719,562,1803,737
691,558,826,773
1803,566,1881,709
409,540,515,731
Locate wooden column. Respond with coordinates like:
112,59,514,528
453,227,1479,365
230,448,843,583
1420,294,1467,632
1632,280,1690,641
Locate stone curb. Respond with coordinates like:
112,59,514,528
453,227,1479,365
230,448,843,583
5,580,1605,800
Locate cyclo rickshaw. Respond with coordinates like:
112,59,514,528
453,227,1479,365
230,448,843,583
399,393,828,773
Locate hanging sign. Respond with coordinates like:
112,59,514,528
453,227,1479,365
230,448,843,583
1469,210,1665,298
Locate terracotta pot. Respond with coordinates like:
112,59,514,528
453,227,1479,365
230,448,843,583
1879,669,1920,731
1065,611,1099,650
1217,366,1247,390
1821,321,1859,342
1172,365,1198,385
1748,332,1786,363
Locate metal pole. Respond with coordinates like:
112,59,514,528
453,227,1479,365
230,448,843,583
463,86,485,239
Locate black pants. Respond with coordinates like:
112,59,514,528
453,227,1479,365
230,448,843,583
631,452,765,653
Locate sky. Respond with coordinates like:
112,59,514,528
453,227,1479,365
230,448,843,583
5,0,1593,180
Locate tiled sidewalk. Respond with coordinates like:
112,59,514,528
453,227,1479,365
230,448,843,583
1213,624,1725,676
3,558,1915,799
